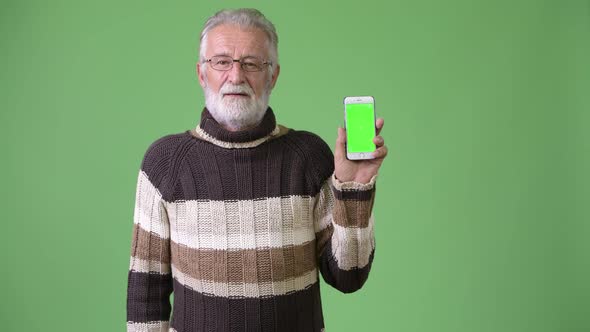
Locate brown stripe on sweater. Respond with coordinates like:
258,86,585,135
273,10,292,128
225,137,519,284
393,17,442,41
332,197,375,228
130,224,170,264
170,240,316,284
331,185,375,201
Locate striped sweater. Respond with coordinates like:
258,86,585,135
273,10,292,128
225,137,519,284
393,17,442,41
126,107,377,332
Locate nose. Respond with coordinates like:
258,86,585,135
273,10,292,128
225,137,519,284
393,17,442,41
227,61,246,84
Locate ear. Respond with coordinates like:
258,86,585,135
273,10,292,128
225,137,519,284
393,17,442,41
197,61,207,88
269,64,280,90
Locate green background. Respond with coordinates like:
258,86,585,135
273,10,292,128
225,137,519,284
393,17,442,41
1,0,589,331
346,103,377,153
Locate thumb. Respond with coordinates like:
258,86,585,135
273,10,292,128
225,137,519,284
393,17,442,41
334,127,346,160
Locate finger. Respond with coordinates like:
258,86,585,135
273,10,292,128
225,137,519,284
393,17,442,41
334,127,346,161
372,145,388,159
373,135,384,147
375,118,384,136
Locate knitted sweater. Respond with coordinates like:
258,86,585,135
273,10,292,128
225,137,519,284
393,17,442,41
126,107,377,332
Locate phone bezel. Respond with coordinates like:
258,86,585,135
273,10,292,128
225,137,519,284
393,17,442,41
343,96,376,160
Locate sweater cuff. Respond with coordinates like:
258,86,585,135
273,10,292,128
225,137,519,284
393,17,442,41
331,173,377,191
127,321,170,332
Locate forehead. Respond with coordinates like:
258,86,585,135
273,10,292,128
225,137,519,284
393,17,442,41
205,24,270,58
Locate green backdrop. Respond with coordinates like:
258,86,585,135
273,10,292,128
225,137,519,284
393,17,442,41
1,1,589,331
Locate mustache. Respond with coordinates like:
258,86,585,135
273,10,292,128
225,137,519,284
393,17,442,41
220,83,254,95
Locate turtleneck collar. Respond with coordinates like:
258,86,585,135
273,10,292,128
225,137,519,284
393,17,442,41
192,107,281,149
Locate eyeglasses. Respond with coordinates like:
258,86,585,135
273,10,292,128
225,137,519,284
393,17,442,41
204,55,272,72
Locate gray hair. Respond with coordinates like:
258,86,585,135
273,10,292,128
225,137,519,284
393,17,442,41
199,8,279,73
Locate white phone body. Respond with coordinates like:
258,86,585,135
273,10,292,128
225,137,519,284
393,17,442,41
343,96,376,160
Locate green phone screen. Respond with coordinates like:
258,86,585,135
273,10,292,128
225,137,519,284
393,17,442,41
345,103,376,153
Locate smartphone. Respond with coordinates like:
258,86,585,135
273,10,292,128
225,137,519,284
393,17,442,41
344,96,376,160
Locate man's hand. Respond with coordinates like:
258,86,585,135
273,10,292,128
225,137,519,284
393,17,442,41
334,118,388,184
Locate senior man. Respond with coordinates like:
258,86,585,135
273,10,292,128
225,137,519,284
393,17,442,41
126,8,388,332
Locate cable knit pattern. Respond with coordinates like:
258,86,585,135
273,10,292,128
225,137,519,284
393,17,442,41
126,107,377,332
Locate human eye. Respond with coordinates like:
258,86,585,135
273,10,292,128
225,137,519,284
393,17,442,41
243,63,259,71
215,58,231,66
242,58,262,71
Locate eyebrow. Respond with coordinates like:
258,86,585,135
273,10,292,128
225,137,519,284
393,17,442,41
212,52,232,57
211,53,263,59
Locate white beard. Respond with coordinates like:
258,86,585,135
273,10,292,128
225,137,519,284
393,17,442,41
204,81,271,131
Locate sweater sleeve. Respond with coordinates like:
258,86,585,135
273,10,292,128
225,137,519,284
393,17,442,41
314,173,377,293
126,139,176,332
